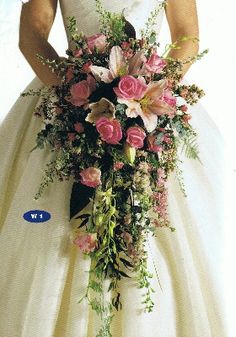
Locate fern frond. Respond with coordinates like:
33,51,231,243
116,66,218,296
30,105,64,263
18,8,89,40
180,134,202,164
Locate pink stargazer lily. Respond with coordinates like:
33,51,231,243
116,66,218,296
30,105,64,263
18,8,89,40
90,46,145,83
117,79,175,132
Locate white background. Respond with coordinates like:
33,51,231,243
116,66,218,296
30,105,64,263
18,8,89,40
0,0,236,335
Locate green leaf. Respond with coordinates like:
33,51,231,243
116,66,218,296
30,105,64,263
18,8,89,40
181,134,202,162
75,213,91,219
119,257,134,268
78,218,88,228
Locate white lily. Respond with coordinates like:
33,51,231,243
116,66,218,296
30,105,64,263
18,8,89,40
90,46,145,83
86,98,116,124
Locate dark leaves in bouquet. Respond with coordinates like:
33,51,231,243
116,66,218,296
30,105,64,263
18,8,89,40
69,182,94,219
119,257,134,269
123,18,136,39
89,78,119,103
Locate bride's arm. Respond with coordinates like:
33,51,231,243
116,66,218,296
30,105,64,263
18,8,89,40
19,0,62,86
165,0,199,77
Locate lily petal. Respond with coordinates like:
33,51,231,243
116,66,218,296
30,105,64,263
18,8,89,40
128,51,146,75
117,98,141,118
90,65,114,83
144,79,167,100
138,109,158,132
109,46,128,77
86,98,116,123
148,99,176,116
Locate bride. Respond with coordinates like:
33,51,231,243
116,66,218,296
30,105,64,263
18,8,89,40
0,0,227,336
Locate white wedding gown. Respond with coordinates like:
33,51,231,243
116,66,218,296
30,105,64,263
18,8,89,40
0,0,228,336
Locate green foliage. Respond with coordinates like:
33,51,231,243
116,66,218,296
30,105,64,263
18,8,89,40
66,16,78,34
95,0,126,43
136,256,155,313
141,0,167,42
181,133,202,163
173,158,188,198
33,159,57,200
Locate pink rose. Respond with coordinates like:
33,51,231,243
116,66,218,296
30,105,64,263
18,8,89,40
147,134,162,153
96,117,122,145
73,233,98,253
113,75,147,100
80,167,101,188
74,122,84,133
70,74,96,107
126,126,146,149
86,33,107,53
144,53,167,74
114,161,124,171
162,89,177,107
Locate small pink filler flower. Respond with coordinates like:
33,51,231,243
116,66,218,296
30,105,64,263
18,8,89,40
80,167,101,188
73,233,98,254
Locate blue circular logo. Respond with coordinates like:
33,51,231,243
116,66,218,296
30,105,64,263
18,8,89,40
23,210,51,223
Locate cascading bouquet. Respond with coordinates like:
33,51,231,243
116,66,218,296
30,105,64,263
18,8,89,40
22,0,208,335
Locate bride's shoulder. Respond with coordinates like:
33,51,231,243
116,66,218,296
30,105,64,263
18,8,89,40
20,0,58,31
20,0,58,15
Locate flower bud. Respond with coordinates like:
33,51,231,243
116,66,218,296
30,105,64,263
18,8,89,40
124,142,136,164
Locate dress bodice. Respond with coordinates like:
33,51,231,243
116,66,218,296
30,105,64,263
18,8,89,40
59,0,165,44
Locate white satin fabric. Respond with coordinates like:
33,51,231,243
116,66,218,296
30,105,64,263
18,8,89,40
0,0,227,336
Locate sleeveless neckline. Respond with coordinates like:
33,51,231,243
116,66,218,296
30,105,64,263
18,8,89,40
59,0,165,45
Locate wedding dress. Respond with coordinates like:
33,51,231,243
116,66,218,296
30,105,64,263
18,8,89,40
0,0,227,336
